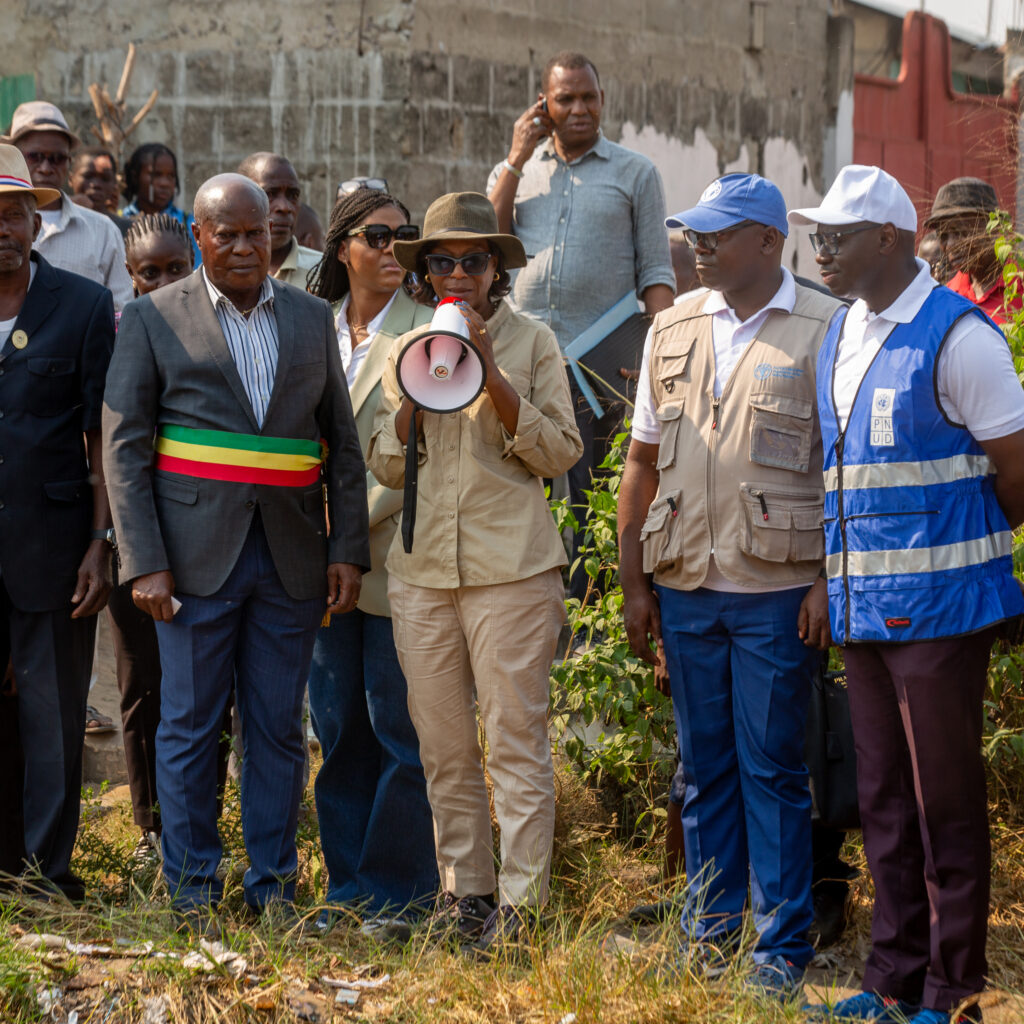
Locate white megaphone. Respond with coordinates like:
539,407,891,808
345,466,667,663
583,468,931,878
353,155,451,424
395,298,486,413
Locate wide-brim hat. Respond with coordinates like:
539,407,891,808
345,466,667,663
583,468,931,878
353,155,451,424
0,143,63,206
924,177,1001,228
3,100,81,149
393,191,527,272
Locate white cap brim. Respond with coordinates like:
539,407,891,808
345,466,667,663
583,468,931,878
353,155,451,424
787,206,854,227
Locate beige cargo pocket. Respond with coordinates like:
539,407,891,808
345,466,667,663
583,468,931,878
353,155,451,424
749,393,814,473
739,483,824,563
655,401,684,470
655,338,697,399
640,489,684,573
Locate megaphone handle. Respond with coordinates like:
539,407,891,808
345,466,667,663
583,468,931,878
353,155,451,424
401,403,420,553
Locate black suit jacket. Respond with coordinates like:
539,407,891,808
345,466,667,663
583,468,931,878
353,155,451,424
0,254,115,611
102,269,370,600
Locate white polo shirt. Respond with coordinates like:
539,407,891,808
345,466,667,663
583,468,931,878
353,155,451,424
832,258,1024,440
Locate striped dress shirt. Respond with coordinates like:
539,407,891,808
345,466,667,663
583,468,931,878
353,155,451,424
202,270,279,427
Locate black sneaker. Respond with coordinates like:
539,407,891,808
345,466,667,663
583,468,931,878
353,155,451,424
470,904,535,959
430,891,496,941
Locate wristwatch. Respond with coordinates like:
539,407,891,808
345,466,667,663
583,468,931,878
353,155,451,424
92,527,116,546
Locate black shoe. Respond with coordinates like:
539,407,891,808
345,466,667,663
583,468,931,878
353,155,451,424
469,904,535,959
809,882,849,948
627,897,683,925
359,916,415,944
430,890,496,941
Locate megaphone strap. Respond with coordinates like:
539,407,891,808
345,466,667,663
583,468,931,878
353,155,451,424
401,404,420,553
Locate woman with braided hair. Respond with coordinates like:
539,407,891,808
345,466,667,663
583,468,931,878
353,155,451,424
121,143,200,265
306,188,438,936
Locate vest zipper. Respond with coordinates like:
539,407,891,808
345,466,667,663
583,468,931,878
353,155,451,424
707,398,721,562
834,434,851,642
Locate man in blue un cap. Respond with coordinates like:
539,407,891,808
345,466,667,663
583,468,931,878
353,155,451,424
618,174,846,999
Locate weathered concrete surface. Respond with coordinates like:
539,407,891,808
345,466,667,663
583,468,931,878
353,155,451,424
6,1,846,274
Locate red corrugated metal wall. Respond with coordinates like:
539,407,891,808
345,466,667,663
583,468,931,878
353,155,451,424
854,11,1018,226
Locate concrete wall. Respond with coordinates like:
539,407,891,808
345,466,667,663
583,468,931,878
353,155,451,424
8,0,846,275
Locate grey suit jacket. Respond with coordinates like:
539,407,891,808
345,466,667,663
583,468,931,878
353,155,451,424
102,269,370,600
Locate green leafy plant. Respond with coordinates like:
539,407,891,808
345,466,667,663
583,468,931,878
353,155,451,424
548,426,676,838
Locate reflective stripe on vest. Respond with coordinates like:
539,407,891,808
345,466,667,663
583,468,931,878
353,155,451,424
817,286,1024,644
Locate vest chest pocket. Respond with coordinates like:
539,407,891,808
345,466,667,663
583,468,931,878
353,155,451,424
655,402,684,470
739,483,824,564
640,488,684,573
749,393,813,473
655,339,696,399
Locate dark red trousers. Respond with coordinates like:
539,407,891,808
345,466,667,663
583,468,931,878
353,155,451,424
844,629,995,1013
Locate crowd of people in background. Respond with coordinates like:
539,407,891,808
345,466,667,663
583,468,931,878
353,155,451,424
0,47,1021,1024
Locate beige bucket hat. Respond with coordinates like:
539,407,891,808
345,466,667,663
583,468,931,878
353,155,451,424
393,191,527,272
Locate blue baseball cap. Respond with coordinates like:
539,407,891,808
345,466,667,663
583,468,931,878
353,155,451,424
666,173,789,237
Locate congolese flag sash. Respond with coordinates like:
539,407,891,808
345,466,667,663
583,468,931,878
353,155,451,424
154,425,324,487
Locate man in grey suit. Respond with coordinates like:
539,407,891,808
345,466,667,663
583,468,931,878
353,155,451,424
103,174,369,927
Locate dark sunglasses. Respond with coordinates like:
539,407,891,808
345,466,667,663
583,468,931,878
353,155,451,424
424,251,493,277
809,223,879,256
22,151,69,167
338,177,388,197
347,223,420,249
683,219,759,252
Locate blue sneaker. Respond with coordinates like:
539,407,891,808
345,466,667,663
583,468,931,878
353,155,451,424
746,954,804,1001
907,1008,982,1024
806,991,920,1021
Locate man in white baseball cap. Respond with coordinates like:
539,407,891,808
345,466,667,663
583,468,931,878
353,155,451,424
793,165,1024,1024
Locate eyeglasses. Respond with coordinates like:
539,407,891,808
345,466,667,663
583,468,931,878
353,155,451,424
338,177,388,197
347,224,420,249
22,151,69,167
809,223,879,256
683,220,759,252
424,251,494,277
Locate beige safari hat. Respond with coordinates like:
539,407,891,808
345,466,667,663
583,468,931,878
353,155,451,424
4,100,81,148
393,191,527,272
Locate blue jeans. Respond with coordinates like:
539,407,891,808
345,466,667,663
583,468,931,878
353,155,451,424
655,583,816,967
155,517,323,910
308,608,437,916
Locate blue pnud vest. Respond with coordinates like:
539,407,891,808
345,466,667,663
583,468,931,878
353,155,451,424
817,286,1024,644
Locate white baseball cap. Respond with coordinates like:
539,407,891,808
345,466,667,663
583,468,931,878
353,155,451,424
788,164,917,232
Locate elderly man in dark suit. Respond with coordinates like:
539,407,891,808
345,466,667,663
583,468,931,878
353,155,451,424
0,144,115,899
103,173,369,926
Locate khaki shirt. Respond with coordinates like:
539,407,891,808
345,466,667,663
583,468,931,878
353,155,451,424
367,299,583,588
273,237,321,289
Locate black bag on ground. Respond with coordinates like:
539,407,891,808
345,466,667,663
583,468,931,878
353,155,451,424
805,662,860,831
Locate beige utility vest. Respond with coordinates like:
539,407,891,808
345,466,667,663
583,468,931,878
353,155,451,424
642,284,842,590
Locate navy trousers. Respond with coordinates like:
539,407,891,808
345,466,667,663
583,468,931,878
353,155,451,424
656,583,816,967
154,517,322,910
308,608,437,916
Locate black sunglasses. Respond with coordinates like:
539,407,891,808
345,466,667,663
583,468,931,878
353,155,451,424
424,251,494,277
809,223,879,256
347,223,420,249
22,151,69,167
683,219,759,252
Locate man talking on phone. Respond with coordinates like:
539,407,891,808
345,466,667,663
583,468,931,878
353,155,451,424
488,52,675,606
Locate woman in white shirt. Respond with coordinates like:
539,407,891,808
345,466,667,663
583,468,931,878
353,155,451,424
306,188,436,934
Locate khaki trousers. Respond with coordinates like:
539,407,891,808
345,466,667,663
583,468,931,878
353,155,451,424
389,568,564,907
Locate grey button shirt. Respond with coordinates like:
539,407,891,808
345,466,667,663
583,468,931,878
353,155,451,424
488,133,675,350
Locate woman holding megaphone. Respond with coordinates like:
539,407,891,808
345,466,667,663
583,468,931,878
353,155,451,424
368,191,583,955
305,187,439,937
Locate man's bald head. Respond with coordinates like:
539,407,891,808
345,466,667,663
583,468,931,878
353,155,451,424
237,151,295,180
193,173,270,226
192,174,272,303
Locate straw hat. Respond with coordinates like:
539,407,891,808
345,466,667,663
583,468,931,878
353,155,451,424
0,143,63,206
393,191,527,272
